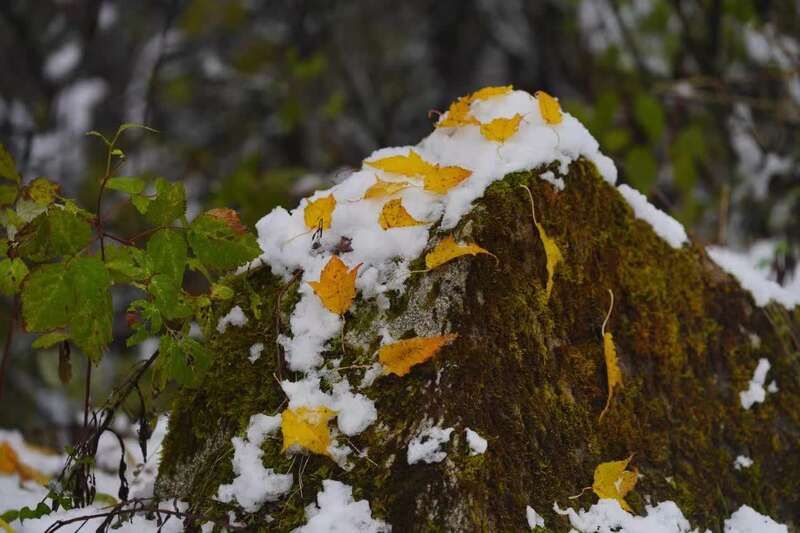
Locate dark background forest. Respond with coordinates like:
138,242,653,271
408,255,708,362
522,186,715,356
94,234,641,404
1,0,798,442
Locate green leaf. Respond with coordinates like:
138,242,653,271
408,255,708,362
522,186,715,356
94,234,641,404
624,146,658,192
633,93,665,144
32,331,70,349
0,144,21,184
86,130,111,146
188,211,260,271
210,283,234,300
105,244,147,283
131,194,151,214
0,258,29,295
106,176,146,194
148,274,192,320
145,178,186,226
27,178,59,206
17,208,93,262
146,228,186,283
14,198,47,224
116,123,158,136
0,184,17,207
21,263,71,331
67,256,112,361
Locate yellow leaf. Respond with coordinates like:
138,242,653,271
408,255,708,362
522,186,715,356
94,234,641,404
0,517,13,533
363,177,412,200
379,334,458,377
0,441,49,485
423,165,472,194
470,85,513,101
599,332,623,421
378,199,426,230
304,194,336,230
308,256,361,315
480,114,523,143
536,90,563,125
437,96,480,128
281,406,336,456
425,235,496,270
592,456,637,512
536,222,563,301
366,150,435,178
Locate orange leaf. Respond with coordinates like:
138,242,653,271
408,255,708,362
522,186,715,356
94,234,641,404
425,235,496,270
536,90,563,125
592,455,637,512
366,150,434,178
0,441,49,485
304,194,336,230
423,165,472,194
437,96,480,128
470,85,513,101
379,334,458,376
480,114,523,143
308,256,361,315
281,406,336,457
207,208,247,235
363,177,412,200
379,199,426,230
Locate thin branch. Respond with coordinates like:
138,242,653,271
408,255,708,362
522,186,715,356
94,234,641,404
0,295,18,400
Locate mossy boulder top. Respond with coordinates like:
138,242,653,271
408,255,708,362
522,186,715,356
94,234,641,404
156,89,800,532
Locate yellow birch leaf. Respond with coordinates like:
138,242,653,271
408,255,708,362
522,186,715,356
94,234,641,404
366,150,435,178
470,85,513,101
363,177,412,200
437,96,480,128
599,331,622,421
480,114,523,143
425,235,496,270
379,199,425,230
535,222,563,301
536,90,563,125
281,406,336,457
0,441,49,485
379,334,458,377
423,165,472,194
304,194,336,230
592,456,637,512
308,256,361,315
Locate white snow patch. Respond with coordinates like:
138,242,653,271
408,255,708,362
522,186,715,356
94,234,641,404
739,358,775,409
293,479,390,532
526,505,545,528
724,504,788,533
539,170,565,191
216,305,248,333
249,342,265,363
407,424,454,464
734,455,754,470
617,184,688,249
554,499,694,533
465,427,488,455
359,362,383,389
707,246,800,308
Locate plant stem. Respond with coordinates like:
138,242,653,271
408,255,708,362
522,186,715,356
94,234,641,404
0,295,18,400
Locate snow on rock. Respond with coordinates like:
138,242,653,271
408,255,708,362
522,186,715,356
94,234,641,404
707,246,800,308
554,499,694,533
407,424,454,465
734,455,754,470
539,170,565,191
526,505,545,528
724,505,788,533
216,413,293,512
293,479,391,533
465,427,488,455
216,305,248,333
739,358,775,410
617,184,688,249
249,342,265,363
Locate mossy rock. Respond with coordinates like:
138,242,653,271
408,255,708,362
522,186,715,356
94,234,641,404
156,159,800,531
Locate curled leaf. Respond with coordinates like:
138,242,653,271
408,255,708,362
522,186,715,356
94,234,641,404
366,150,433,178
379,199,425,230
599,290,622,422
425,235,496,270
592,456,637,512
480,114,523,143
308,256,361,315
304,194,336,230
363,177,412,199
536,90,563,125
423,165,472,194
379,334,458,377
536,221,563,301
437,96,480,128
281,406,336,457
470,85,513,101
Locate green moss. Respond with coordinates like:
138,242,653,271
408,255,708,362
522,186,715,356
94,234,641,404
158,160,800,531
